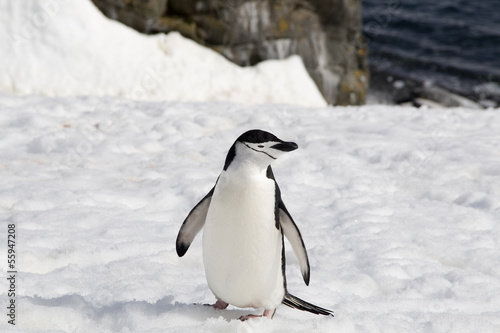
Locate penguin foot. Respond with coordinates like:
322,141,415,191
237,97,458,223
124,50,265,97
210,299,229,310
239,309,276,321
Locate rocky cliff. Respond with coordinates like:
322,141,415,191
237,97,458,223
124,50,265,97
92,0,368,105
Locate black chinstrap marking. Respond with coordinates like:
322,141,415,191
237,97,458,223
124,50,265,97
243,143,277,160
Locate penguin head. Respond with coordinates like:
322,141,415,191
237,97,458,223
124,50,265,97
223,129,298,171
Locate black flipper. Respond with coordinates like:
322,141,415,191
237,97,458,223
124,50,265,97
268,166,333,318
282,293,334,317
176,186,215,257
279,203,311,286
267,166,311,286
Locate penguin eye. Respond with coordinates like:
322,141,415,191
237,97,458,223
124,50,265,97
258,145,264,148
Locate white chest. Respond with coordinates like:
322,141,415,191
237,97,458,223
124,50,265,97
202,171,284,309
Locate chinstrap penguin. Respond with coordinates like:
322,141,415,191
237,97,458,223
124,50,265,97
176,129,334,320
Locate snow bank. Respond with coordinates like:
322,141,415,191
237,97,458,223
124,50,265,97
0,93,499,332
0,0,327,107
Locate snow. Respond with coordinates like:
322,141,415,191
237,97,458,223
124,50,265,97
0,93,499,332
1,0,500,332
0,0,326,107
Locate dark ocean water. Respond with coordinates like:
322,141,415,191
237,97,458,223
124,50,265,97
362,0,500,105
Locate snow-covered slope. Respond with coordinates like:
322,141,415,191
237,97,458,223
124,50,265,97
1,1,499,332
0,93,499,332
0,0,326,107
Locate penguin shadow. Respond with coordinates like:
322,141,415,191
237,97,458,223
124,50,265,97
25,294,178,320
24,294,262,323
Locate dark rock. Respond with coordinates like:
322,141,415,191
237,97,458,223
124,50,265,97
417,86,483,109
92,0,168,33
91,0,369,105
193,15,228,45
368,66,486,108
154,16,200,42
168,0,203,16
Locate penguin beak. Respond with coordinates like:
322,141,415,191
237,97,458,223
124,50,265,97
271,141,298,152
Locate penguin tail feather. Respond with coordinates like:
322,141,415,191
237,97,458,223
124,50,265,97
282,293,334,317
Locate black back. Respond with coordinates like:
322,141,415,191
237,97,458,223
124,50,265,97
236,129,281,144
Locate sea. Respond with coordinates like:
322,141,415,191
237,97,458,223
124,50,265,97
362,0,500,106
